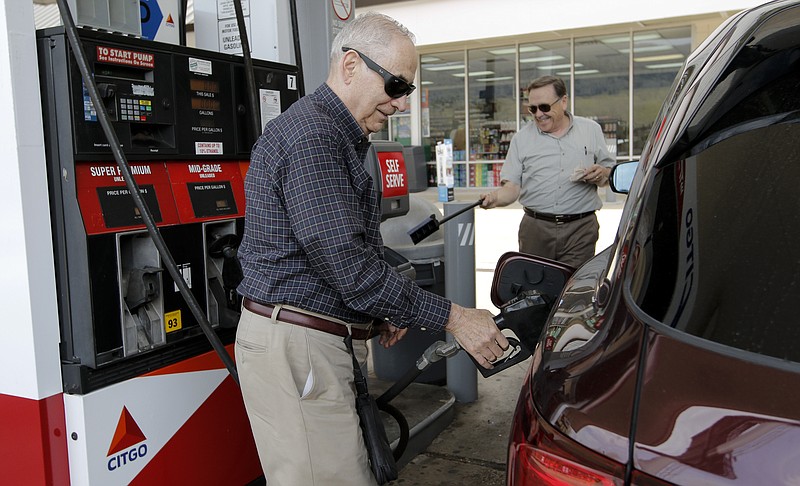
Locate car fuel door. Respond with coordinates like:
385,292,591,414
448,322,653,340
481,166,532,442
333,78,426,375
487,252,575,374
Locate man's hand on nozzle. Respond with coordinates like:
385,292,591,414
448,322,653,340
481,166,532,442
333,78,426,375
445,303,509,369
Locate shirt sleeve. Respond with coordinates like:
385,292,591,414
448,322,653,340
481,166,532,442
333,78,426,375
500,131,524,184
282,132,451,330
593,124,616,168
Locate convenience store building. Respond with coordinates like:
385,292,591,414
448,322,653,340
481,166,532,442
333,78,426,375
359,0,764,187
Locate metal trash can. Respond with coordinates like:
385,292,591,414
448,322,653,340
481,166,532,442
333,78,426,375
375,195,446,384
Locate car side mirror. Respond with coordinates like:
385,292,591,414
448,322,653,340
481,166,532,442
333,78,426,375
609,161,638,194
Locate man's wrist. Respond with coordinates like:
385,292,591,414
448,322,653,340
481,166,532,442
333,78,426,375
445,303,463,332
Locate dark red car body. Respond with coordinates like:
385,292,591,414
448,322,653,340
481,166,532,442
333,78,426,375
499,1,800,484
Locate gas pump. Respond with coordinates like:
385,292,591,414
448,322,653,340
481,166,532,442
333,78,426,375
36,24,300,483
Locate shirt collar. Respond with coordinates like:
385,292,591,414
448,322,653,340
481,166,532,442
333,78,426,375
313,83,369,148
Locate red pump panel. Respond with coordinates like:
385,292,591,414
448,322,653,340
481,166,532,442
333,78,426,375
75,161,180,235
165,160,246,223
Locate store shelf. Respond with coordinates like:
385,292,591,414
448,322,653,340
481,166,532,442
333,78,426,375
470,123,515,162
426,160,504,188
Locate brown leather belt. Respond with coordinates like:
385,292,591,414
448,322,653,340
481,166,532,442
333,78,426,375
243,298,375,340
523,208,595,224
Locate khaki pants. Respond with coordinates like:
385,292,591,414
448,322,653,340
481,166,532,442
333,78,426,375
235,306,375,486
518,213,599,268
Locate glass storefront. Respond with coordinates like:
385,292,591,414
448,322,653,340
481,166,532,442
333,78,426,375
574,33,630,158
418,50,466,184
465,46,517,187
410,27,691,187
632,28,693,153
518,40,572,126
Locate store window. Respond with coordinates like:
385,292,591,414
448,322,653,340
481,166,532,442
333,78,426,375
370,108,411,145
574,34,630,159
391,112,412,146
419,50,466,178
371,124,389,141
632,28,691,153
518,40,571,126
415,24,696,186
467,46,517,187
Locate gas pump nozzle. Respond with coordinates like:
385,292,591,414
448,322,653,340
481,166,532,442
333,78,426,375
123,267,163,350
124,267,163,311
470,289,553,378
208,233,244,309
375,290,552,461
379,289,552,404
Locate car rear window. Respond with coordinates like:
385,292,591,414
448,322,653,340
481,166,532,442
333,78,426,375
627,10,800,362
677,5,800,158
628,122,800,363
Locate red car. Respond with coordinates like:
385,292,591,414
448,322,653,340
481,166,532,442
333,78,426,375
498,0,800,484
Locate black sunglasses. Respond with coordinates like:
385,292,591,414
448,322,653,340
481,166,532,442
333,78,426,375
342,47,416,99
527,97,563,115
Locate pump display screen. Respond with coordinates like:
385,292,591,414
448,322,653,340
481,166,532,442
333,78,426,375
190,79,219,92
190,78,220,112
187,181,238,218
96,184,163,228
191,97,221,111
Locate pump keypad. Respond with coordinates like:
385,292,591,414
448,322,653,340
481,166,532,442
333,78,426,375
120,98,153,122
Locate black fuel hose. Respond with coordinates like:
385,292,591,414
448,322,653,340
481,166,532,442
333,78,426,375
230,0,260,137
374,338,462,460
289,0,305,97
380,401,409,462
376,367,419,461
54,0,239,386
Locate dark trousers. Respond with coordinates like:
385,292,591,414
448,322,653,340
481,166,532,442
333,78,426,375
518,212,599,268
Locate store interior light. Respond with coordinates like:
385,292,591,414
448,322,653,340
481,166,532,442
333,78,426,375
488,45,543,55
423,64,466,71
520,55,565,63
420,80,434,85
535,62,583,70
619,45,672,54
488,47,517,55
556,69,600,76
452,71,495,77
420,56,443,63
634,53,684,62
645,62,684,69
474,76,514,82
602,33,661,44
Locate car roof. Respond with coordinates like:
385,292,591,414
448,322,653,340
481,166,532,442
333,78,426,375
641,0,800,170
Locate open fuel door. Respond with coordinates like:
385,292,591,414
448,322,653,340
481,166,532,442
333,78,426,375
485,252,575,376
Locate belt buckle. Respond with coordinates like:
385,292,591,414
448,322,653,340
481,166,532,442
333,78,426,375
554,215,566,224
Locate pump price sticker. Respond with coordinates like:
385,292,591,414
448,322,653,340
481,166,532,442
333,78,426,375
165,310,182,333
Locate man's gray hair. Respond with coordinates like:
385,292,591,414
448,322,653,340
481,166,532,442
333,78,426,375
330,12,416,66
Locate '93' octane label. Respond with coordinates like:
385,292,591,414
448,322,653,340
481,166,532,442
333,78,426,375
165,310,182,333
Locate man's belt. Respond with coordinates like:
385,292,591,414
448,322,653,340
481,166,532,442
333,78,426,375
243,298,375,340
523,208,595,224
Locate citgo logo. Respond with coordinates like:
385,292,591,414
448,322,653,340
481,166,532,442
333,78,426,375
107,406,148,471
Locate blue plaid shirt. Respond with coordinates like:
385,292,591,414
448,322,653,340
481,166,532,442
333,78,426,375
237,84,450,329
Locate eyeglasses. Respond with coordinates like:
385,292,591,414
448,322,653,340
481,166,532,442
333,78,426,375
527,97,563,115
342,47,416,99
